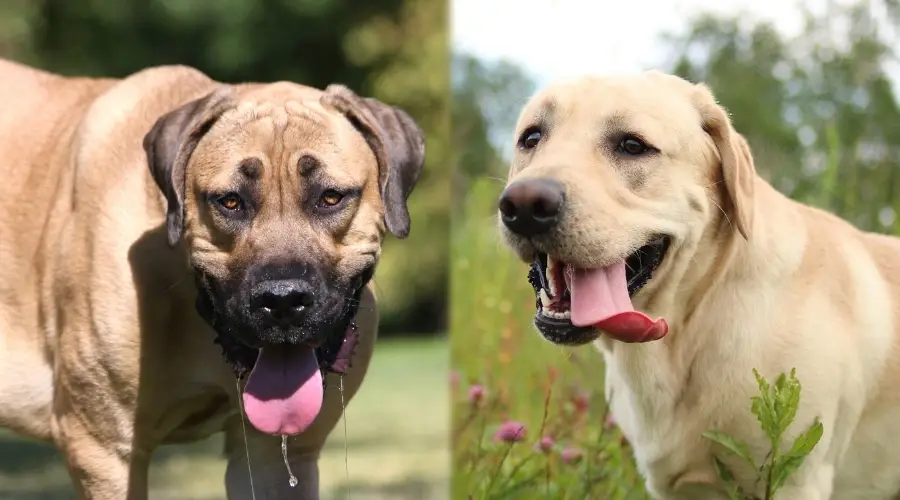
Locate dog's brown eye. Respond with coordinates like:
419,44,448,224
518,127,543,150
319,189,344,207
618,136,651,156
217,194,243,211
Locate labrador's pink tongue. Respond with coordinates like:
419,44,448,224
242,344,323,435
567,261,669,342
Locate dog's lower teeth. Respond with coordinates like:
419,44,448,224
541,308,571,320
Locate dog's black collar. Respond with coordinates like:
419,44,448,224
193,267,372,380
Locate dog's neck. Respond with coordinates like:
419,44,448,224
602,180,807,425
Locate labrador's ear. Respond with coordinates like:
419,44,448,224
693,84,756,240
143,87,236,246
321,85,425,239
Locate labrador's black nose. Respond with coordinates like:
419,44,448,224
251,280,314,325
498,178,564,236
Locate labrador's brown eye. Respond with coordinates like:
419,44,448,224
618,136,652,156
518,127,543,150
319,189,344,207
217,193,244,211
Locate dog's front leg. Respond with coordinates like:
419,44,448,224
54,407,149,500
53,349,150,500
223,425,322,500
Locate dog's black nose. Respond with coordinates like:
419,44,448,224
251,280,314,325
498,178,564,236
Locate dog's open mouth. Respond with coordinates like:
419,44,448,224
527,237,672,345
198,273,364,436
238,324,359,436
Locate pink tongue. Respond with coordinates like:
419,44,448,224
242,344,323,435
566,261,669,343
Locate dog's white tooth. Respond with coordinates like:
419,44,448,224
544,309,564,320
540,289,552,309
560,310,571,319
546,260,556,296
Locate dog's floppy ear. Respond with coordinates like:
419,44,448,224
694,84,756,240
143,87,236,247
321,85,426,239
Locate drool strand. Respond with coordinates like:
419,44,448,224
340,375,350,500
281,435,299,488
235,378,258,500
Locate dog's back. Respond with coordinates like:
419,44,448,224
0,60,115,278
0,61,106,438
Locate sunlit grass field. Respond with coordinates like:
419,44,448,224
450,178,649,500
0,337,448,500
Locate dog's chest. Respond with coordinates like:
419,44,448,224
162,389,239,444
602,343,760,498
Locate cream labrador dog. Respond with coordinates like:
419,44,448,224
0,59,424,499
498,71,900,499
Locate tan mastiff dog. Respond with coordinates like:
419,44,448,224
0,59,424,499
498,71,900,499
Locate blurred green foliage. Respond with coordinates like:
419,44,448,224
451,0,899,497
667,1,900,232
0,0,449,336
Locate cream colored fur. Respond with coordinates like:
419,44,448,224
501,71,900,499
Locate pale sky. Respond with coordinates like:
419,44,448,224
451,0,897,87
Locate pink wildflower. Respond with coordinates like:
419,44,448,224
467,384,485,405
493,420,527,443
534,435,555,454
560,447,584,464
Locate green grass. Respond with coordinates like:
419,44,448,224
0,337,448,500
450,178,648,500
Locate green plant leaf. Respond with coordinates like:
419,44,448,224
713,457,741,500
768,418,824,491
712,457,744,500
703,431,757,470
750,370,780,444
770,454,806,491
786,419,824,459
773,368,801,435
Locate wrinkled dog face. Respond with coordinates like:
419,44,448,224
498,71,755,346
144,83,424,371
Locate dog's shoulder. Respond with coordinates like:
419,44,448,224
75,64,217,150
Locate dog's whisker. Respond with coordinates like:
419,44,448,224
708,198,733,229
234,378,257,500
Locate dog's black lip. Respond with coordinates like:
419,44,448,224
533,316,600,346
527,236,671,345
195,265,373,379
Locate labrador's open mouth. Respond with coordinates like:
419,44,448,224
527,237,672,345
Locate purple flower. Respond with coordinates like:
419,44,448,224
467,384,486,405
560,447,583,464
493,420,527,443
534,435,555,454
